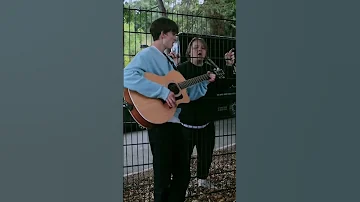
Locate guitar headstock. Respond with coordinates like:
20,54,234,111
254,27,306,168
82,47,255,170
212,67,225,79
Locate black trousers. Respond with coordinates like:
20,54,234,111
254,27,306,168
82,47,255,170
182,121,216,179
148,122,191,202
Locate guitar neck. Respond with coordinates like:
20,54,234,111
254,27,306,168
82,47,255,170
178,73,210,89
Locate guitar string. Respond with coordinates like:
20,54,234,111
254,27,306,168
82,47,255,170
178,74,209,89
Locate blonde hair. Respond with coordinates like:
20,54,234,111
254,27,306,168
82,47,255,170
185,37,208,61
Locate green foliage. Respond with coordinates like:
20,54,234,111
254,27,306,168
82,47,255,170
202,0,236,20
123,21,149,67
166,0,213,35
122,0,236,67
124,0,162,33
123,0,235,36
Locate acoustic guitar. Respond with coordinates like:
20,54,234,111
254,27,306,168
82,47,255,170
123,68,225,129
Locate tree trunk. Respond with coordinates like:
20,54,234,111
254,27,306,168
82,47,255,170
204,0,225,35
209,12,225,35
157,0,167,16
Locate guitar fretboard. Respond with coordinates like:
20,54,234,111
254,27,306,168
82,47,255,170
178,73,210,89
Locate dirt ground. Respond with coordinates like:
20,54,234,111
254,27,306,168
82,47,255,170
123,145,236,202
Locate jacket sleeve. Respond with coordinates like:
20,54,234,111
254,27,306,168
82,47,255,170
124,54,170,101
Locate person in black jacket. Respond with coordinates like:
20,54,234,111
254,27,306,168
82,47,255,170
175,37,236,189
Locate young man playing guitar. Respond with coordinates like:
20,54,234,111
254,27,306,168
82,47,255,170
123,17,215,202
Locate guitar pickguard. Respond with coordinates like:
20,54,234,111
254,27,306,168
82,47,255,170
175,94,183,101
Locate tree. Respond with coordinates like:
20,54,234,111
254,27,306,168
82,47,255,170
122,0,236,67
123,21,147,67
201,0,236,36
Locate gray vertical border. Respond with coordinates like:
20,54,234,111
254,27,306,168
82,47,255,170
235,0,240,200
236,0,360,202
0,0,124,202
120,2,124,201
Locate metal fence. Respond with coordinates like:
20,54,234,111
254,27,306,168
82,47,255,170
123,1,236,201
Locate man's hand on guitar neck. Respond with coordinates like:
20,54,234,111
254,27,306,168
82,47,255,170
165,72,214,108
166,91,176,108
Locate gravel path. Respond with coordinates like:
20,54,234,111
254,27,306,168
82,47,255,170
124,145,236,202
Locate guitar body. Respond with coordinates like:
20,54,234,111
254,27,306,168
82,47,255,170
123,70,191,129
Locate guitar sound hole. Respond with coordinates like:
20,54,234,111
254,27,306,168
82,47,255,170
167,83,183,101
168,83,180,94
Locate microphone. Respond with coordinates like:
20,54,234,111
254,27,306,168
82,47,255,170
205,58,225,79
